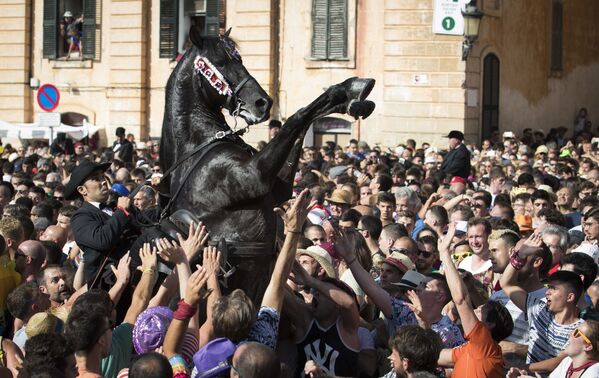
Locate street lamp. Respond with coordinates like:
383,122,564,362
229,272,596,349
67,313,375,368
462,0,484,60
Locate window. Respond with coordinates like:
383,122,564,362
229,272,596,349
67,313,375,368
550,0,563,71
311,0,348,60
159,0,225,60
43,0,98,60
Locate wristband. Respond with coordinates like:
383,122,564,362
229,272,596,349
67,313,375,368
173,299,197,321
142,268,155,275
117,206,130,216
286,230,302,235
509,252,526,270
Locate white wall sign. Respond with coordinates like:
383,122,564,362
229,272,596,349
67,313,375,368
412,74,429,85
433,0,466,36
37,112,61,127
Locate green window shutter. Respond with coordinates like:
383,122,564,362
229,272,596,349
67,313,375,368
205,0,220,36
160,0,179,59
328,0,347,59
81,0,96,60
311,0,328,59
43,0,58,59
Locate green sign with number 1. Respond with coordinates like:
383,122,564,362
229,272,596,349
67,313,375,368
442,16,455,31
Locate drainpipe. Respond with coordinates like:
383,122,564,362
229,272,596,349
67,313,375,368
269,0,280,118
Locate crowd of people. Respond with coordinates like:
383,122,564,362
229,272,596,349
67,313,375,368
0,119,599,378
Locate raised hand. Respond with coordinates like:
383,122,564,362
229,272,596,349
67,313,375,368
156,238,188,265
274,188,316,233
202,246,221,277
405,290,428,328
439,221,456,255
139,243,158,271
335,231,358,262
289,260,312,287
517,233,544,258
111,251,131,284
177,222,209,260
184,265,210,306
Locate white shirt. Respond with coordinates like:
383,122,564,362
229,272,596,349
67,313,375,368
550,356,599,378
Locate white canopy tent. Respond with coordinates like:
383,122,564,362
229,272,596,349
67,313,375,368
0,119,102,142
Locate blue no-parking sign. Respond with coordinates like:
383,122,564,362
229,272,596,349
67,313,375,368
37,84,60,112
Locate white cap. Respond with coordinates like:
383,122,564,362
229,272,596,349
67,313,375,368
63,11,73,17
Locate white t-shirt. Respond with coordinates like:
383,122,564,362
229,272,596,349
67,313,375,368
550,356,599,378
491,287,547,345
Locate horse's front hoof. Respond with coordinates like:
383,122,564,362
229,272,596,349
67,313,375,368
347,100,375,120
346,78,375,101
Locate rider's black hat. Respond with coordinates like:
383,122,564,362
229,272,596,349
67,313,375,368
64,161,111,200
268,120,281,129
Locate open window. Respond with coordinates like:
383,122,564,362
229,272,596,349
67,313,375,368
159,0,225,60
43,0,98,60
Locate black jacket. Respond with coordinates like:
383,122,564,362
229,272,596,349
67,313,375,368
71,202,138,287
113,139,134,163
441,143,471,179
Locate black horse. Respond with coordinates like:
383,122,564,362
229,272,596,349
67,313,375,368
160,27,375,302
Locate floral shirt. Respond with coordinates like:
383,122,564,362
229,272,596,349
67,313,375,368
386,298,464,348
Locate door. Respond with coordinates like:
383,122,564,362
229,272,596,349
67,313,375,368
482,53,500,142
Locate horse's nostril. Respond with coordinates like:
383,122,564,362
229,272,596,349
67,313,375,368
255,98,267,109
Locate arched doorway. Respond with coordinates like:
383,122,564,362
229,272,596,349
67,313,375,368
481,54,500,142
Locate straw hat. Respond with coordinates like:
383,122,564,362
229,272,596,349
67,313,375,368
383,251,415,274
327,189,352,205
296,245,336,278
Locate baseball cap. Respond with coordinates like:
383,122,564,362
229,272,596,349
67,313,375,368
384,251,415,273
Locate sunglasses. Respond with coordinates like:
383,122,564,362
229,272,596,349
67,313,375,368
417,250,433,258
452,252,473,261
573,327,592,344
54,196,64,201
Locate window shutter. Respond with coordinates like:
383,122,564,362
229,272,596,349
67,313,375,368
82,0,96,60
160,0,179,59
328,0,347,59
205,0,220,36
43,0,58,59
311,0,328,59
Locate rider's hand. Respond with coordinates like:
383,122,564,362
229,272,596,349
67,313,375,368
117,197,131,210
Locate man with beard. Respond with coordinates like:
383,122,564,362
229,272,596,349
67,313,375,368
385,326,443,378
415,236,439,275
38,265,73,307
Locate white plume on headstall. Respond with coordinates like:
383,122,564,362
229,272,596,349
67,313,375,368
193,56,233,96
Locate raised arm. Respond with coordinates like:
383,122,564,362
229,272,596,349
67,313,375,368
290,261,359,332
337,234,393,318
198,246,222,347
499,234,544,312
164,266,208,358
261,189,314,312
439,223,477,335
124,243,158,324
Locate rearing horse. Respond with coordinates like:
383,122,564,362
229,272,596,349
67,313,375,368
160,27,375,303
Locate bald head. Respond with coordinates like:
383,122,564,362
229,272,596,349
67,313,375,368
19,240,46,261
232,342,280,378
40,225,67,247
353,205,374,216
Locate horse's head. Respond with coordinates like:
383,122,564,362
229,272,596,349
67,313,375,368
188,27,272,125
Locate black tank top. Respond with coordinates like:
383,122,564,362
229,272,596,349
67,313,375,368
296,319,359,377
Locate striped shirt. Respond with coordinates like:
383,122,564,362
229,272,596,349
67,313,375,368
526,294,582,363
490,287,547,345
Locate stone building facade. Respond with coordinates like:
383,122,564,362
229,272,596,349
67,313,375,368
0,0,598,148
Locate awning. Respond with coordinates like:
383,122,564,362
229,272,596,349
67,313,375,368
0,119,102,141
